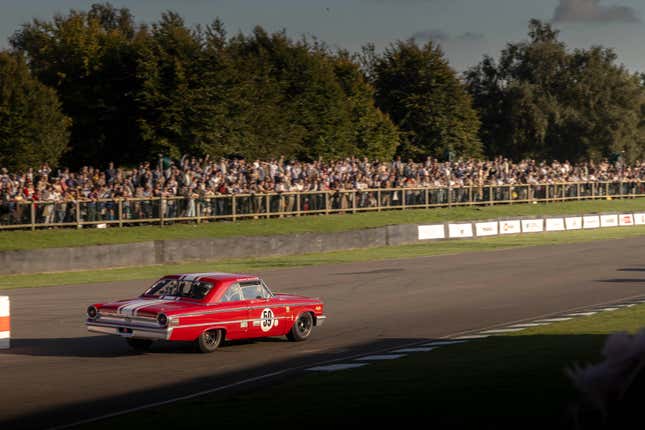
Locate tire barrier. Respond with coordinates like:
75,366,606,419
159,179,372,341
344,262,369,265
0,296,9,349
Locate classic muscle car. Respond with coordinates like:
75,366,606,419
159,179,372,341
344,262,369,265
86,272,326,353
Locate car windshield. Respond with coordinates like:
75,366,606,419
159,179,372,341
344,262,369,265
144,278,214,300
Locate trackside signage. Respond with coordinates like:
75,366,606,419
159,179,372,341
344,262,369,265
0,296,9,349
565,217,582,230
418,225,445,240
619,214,634,226
448,223,474,239
499,220,521,235
634,213,645,225
583,215,600,229
545,218,565,232
475,221,498,237
521,219,544,233
417,211,640,243
600,214,619,227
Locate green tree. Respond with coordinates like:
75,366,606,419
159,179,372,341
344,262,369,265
10,6,401,163
466,19,645,162
10,3,146,166
332,51,400,160
370,40,482,159
135,11,209,159
0,52,70,170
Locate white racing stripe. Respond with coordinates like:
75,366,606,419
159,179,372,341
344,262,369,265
117,300,150,316
118,299,171,317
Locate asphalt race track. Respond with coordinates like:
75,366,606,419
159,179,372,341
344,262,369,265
2,236,645,429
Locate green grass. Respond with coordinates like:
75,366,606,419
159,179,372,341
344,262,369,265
91,304,645,428
3,225,645,290
1,199,644,252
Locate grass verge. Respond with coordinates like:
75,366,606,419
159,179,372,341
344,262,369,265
0,199,644,252
2,225,645,290
90,304,645,428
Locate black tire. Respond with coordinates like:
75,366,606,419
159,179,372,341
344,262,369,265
195,329,223,353
126,338,153,351
287,312,314,342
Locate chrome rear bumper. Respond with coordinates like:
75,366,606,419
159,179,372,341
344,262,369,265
87,320,171,340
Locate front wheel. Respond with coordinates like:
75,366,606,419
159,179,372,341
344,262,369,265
195,329,223,353
287,312,314,342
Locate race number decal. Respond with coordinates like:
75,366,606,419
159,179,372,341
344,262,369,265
260,308,275,332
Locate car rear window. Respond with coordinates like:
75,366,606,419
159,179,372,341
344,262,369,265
144,279,214,300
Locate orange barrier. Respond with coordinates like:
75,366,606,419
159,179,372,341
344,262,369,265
0,296,9,349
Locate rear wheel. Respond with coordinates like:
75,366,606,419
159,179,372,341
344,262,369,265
195,329,223,353
287,312,314,342
126,338,153,352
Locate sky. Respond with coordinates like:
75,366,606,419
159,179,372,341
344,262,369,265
1,0,645,72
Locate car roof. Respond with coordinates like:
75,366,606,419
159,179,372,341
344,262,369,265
165,272,260,283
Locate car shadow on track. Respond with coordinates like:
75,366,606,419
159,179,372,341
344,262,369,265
0,336,144,357
0,334,302,358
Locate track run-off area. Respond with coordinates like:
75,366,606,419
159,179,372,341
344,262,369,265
1,236,645,429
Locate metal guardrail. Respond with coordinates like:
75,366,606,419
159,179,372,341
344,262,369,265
0,181,643,230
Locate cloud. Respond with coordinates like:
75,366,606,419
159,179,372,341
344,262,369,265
411,29,485,43
553,0,640,23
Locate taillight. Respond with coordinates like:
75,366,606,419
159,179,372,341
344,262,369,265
87,306,98,319
157,313,168,327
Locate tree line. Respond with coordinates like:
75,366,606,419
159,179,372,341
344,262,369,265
0,4,642,170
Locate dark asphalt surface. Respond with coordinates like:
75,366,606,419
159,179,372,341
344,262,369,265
1,236,645,429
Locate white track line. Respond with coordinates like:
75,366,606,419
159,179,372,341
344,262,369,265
392,347,436,353
453,334,490,340
564,312,597,317
422,340,468,347
598,307,619,312
307,363,368,372
479,328,526,334
507,322,549,328
534,317,573,323
357,354,406,361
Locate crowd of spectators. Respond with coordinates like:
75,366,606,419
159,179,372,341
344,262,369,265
1,155,644,225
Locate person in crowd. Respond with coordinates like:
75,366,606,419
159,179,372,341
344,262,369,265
0,156,643,226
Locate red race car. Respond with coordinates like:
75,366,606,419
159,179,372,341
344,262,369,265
86,272,326,353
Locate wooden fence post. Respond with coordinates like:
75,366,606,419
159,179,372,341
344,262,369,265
160,196,165,226
118,199,123,228
30,201,36,231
